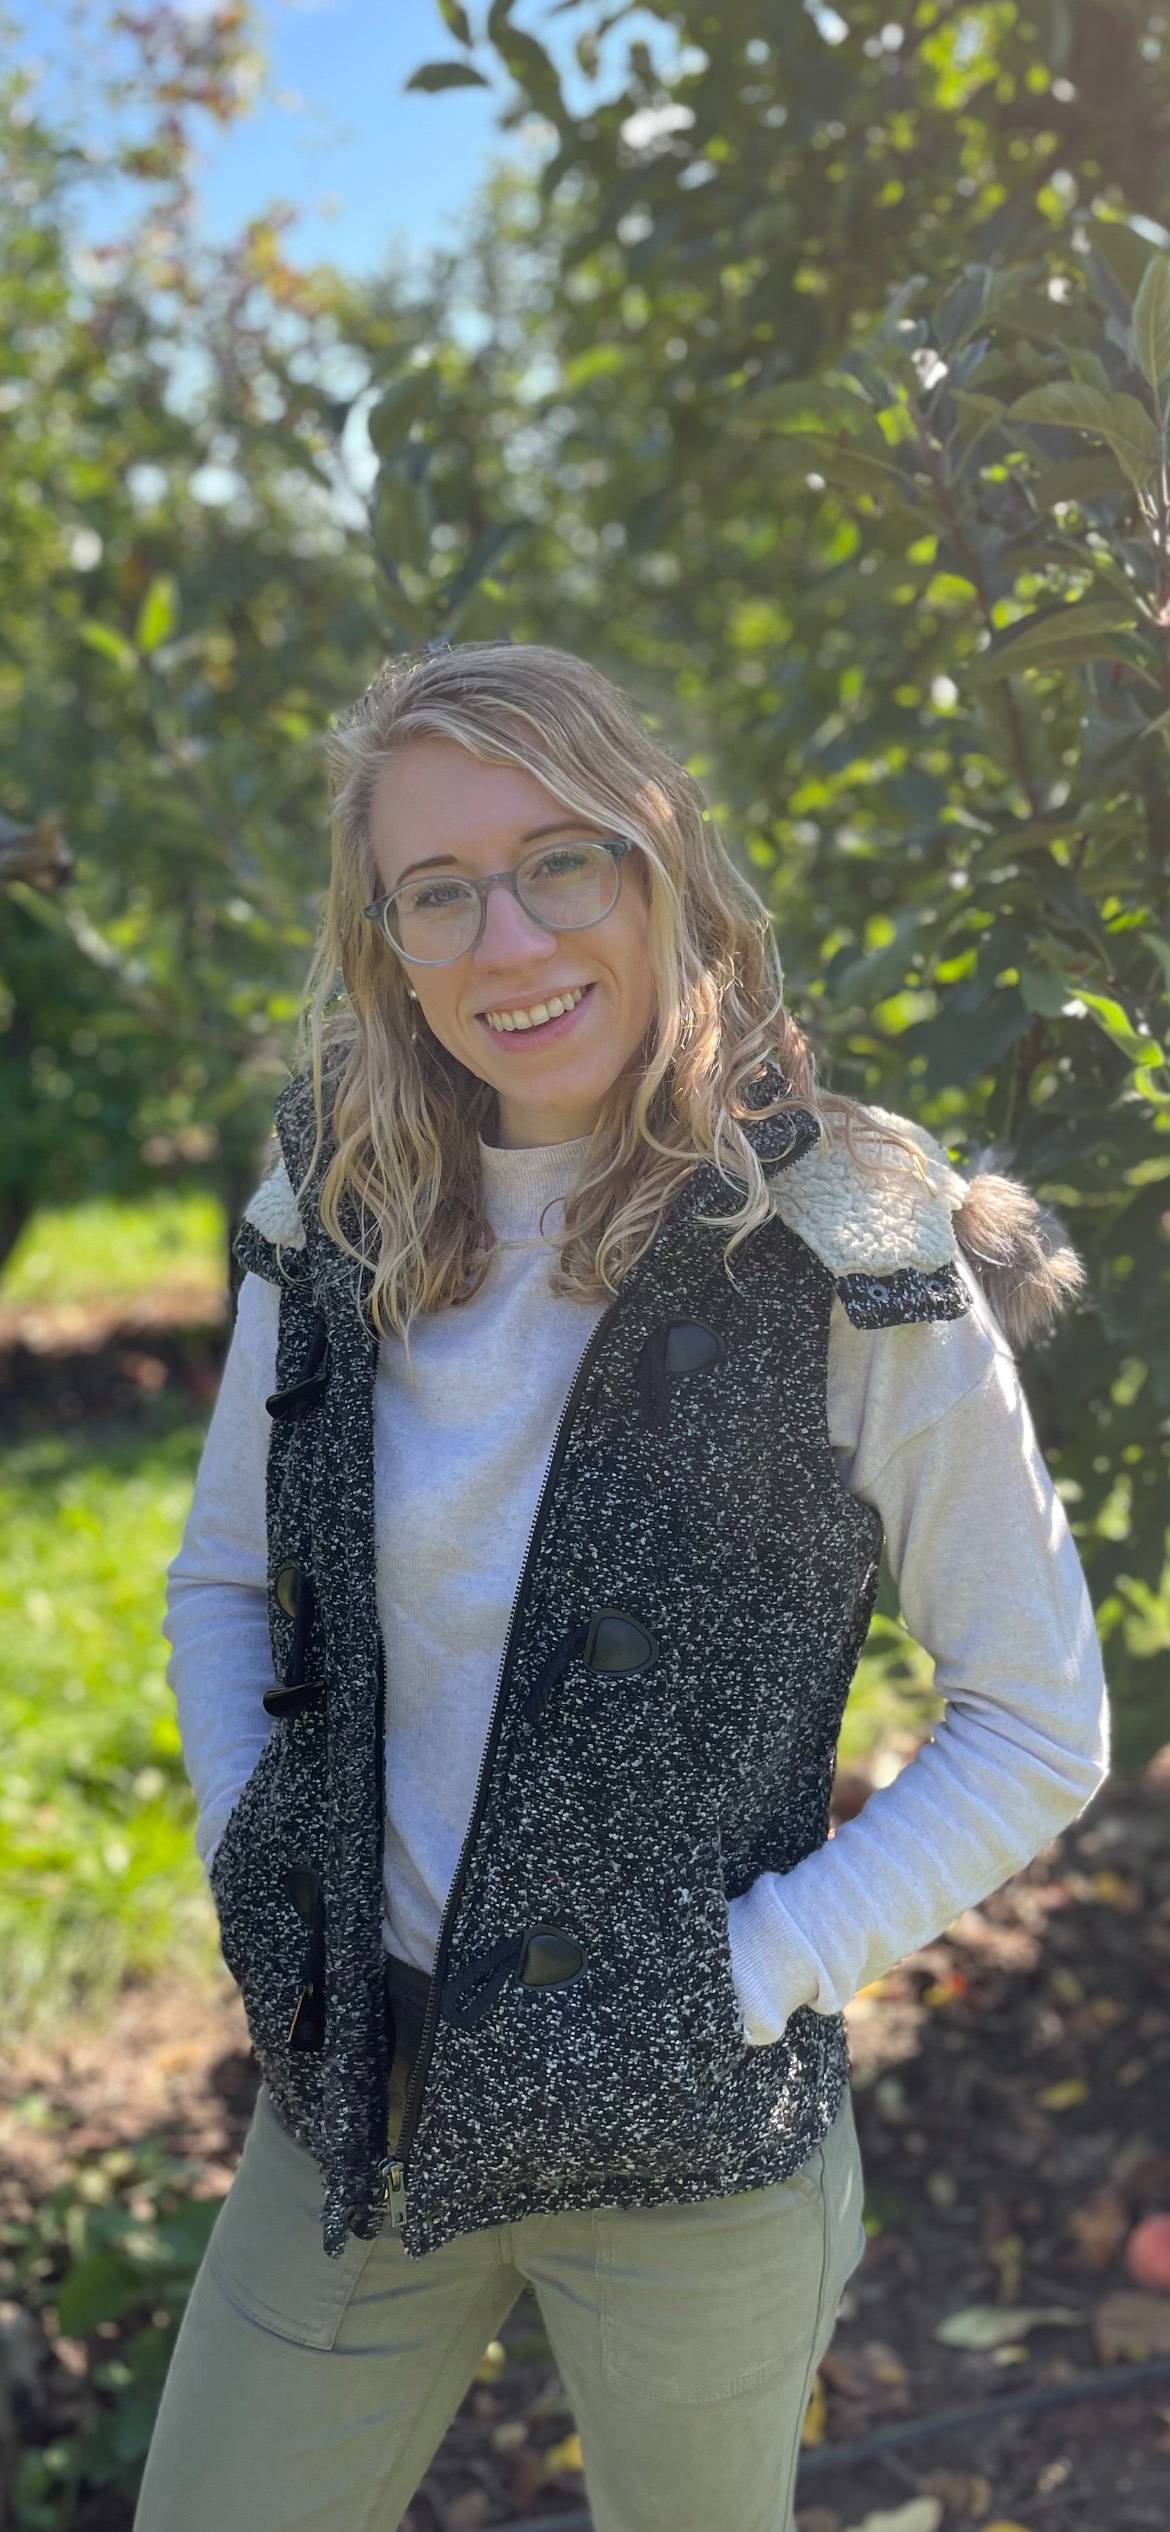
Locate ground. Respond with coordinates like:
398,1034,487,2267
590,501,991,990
2,1754,1168,2532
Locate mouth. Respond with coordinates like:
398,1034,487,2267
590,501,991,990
475,982,596,1049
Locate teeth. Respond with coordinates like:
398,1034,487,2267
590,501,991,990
484,985,586,1033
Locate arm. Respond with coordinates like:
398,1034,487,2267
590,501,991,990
163,1271,281,1879
726,1293,1111,2045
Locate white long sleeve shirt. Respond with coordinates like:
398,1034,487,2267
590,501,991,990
164,1128,1111,2048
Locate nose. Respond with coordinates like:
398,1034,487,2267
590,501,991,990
474,879,558,969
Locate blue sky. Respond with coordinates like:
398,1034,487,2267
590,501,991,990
9,0,690,280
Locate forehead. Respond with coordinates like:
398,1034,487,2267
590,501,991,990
370,739,579,876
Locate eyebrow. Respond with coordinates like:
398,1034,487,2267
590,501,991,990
395,820,589,885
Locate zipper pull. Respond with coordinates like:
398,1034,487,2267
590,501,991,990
373,2154,407,2232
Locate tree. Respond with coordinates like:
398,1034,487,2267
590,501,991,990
0,12,436,1277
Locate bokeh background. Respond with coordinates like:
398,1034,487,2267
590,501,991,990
2,5,1169,2527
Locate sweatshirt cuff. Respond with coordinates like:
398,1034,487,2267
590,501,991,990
726,1880,833,2046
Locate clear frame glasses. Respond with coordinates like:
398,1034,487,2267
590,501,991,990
363,835,635,968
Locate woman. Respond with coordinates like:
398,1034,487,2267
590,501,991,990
136,639,1109,2532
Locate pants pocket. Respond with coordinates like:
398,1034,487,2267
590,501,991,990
205,2083,377,2351
596,2133,832,2404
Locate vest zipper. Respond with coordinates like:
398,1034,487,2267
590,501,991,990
370,1289,626,2235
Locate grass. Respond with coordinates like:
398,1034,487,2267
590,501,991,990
1,1406,229,2039
2,1194,234,2038
2,1189,226,1311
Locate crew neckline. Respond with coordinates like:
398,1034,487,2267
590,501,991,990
477,1128,593,1240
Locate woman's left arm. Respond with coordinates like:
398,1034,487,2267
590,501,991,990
726,1298,1112,2047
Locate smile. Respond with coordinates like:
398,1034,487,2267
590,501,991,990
476,983,595,1046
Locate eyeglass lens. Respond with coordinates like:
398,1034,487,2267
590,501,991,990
387,839,619,964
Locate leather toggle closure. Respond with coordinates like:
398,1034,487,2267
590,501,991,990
440,1923,587,2031
523,1608,659,1724
636,1318,725,1431
265,1305,330,1420
263,1559,327,1719
284,1863,326,2051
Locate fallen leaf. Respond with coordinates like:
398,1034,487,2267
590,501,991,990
1089,1870,1142,1909
801,2371,828,2445
541,2429,584,2479
1033,2077,1089,2109
818,2340,911,2405
489,2419,526,2453
934,2303,1081,2349
1093,2289,1170,2363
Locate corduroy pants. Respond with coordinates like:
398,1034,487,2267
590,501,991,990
133,1964,866,2532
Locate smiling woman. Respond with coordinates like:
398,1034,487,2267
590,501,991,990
141,637,1108,2532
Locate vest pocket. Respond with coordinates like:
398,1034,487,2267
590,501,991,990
207,1737,318,2058
674,1827,751,2082
207,1734,281,1966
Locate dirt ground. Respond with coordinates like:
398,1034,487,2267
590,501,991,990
3,1751,1169,2532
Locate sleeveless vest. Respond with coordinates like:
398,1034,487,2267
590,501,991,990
216,1058,972,2261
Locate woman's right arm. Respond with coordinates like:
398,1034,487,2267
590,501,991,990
164,1270,281,1880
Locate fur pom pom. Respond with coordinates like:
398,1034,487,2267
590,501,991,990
953,1145,1087,1351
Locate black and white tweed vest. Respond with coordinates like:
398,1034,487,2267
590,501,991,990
216,1057,973,2261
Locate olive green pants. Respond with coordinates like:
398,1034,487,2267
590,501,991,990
133,2049,867,2532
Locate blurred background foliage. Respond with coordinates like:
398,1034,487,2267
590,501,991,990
3,0,1170,2050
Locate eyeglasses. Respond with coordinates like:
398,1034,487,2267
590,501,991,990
363,835,635,968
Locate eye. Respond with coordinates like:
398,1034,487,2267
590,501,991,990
407,879,472,910
536,847,591,873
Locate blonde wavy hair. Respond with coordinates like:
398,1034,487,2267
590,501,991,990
284,639,934,1372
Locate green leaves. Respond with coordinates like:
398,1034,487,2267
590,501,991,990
76,578,178,673
965,594,1140,681
435,0,474,42
1132,253,1170,396
1008,382,1161,500
404,59,490,92
78,620,138,674
366,369,439,457
134,575,178,656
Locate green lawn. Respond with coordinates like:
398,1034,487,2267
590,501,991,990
2,1196,231,2039
3,1189,226,1311
1,1407,230,2039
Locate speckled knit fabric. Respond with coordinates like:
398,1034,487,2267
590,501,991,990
214,1060,971,2261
